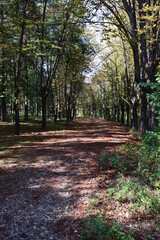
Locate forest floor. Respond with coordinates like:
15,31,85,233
0,117,159,240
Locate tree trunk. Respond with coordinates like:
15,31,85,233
140,91,147,136
14,5,26,134
121,100,125,124
42,93,47,130
1,80,6,122
36,75,39,117
117,105,120,122
40,0,48,129
24,58,28,121
14,64,20,135
131,100,138,130
114,105,117,122
24,96,28,121
126,104,130,126
47,98,50,118
54,104,58,124
36,99,39,117
11,100,14,123
148,105,158,131
1,5,6,122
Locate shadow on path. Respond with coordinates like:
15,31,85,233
0,118,133,240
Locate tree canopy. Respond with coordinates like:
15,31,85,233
0,0,159,135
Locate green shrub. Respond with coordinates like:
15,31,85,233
100,152,134,173
137,131,160,186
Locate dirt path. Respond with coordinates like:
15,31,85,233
0,118,132,240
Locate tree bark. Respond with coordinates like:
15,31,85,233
24,58,28,121
40,0,48,129
14,64,20,135
121,100,125,124
140,90,147,136
148,105,158,131
42,93,47,130
131,100,138,130
14,5,26,134
126,103,130,126
1,5,6,122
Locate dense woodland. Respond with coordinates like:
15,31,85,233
0,0,160,135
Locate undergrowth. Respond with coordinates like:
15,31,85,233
81,215,135,240
82,130,160,240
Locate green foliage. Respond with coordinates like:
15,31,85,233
140,68,160,122
88,198,98,207
81,216,135,240
137,131,160,186
149,71,160,117
101,130,160,187
107,174,160,216
81,131,160,240
99,130,160,236
100,152,134,172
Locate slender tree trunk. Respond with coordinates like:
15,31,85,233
114,105,117,122
36,98,39,117
126,103,130,126
138,0,148,135
24,96,28,120
58,79,61,120
140,91,147,136
40,0,48,129
14,64,20,135
1,5,6,122
67,97,70,122
54,81,58,124
24,58,28,121
31,98,34,117
111,79,114,121
14,6,26,134
1,73,6,122
11,99,14,123
54,104,58,124
36,74,39,117
117,105,120,122
47,97,50,118
121,100,125,124
0,103,1,121
131,100,138,130
64,64,69,122
42,93,47,130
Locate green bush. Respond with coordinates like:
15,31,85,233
137,131,160,186
100,152,134,173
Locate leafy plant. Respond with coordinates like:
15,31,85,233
100,152,134,173
137,131,160,186
107,174,160,217
81,216,135,240
88,198,98,207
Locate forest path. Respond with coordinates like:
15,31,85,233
0,118,132,240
